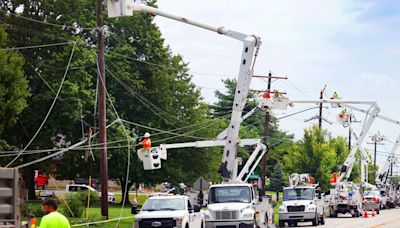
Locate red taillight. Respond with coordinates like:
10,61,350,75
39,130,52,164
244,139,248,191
362,196,365,202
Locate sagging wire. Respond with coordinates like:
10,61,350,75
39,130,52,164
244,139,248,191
6,42,77,167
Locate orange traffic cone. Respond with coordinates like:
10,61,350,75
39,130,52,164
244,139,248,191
363,210,369,218
371,209,375,217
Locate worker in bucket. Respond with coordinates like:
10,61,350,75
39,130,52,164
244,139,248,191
273,89,282,98
139,132,152,155
331,91,340,99
339,109,348,119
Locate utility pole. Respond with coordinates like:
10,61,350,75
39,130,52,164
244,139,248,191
96,0,108,218
374,140,377,183
348,115,352,151
369,132,384,184
318,85,327,129
253,72,287,195
261,72,272,196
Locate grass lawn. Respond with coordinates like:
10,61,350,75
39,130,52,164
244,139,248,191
30,193,148,227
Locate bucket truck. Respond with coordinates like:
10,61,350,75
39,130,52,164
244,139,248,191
254,95,380,218
107,1,274,227
340,103,400,209
278,173,325,227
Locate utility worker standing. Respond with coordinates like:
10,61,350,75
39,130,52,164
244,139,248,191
139,132,152,151
40,198,70,228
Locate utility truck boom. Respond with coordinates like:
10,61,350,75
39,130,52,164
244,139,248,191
107,2,274,227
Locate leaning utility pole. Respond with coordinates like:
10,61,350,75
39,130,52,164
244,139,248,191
318,85,327,129
96,0,108,218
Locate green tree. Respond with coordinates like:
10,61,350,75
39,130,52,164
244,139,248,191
269,163,285,192
0,27,30,151
1,0,222,203
283,125,349,191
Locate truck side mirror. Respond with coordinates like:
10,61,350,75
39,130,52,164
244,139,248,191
194,205,201,213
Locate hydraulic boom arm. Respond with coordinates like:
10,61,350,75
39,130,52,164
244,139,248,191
109,1,262,181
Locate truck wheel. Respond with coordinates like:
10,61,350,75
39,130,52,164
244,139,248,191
320,214,325,225
201,222,204,228
279,220,285,227
312,215,318,226
377,210,380,215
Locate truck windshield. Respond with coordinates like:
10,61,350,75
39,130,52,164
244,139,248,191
283,188,314,201
208,186,251,204
142,198,185,211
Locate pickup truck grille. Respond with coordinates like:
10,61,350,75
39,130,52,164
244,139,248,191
139,218,176,228
287,205,305,212
214,210,239,220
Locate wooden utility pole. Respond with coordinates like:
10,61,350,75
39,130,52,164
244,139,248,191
348,115,352,151
261,72,272,196
318,85,327,129
374,140,377,184
96,0,108,218
254,72,287,195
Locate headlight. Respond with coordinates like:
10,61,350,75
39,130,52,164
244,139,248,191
279,206,286,212
242,213,253,219
176,217,184,225
307,206,316,212
134,219,140,228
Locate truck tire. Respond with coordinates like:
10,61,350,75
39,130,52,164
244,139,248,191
312,215,318,226
377,210,380,215
320,214,325,225
279,220,285,227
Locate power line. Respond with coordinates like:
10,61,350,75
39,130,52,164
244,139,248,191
6,42,77,167
0,41,75,51
0,9,96,31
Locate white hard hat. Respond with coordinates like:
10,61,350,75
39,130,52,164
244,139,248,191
144,132,150,138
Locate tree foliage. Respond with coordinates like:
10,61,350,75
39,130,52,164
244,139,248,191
269,162,285,192
283,125,350,191
0,0,221,203
0,27,30,150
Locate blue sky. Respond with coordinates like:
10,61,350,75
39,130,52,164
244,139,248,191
154,0,400,172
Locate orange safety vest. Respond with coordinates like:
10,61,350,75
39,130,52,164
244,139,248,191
140,138,152,149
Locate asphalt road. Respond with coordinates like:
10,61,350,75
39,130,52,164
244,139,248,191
287,208,400,228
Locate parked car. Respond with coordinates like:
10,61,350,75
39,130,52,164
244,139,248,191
65,184,116,203
362,191,381,214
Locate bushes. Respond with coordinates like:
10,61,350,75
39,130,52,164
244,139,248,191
29,203,45,217
62,193,84,217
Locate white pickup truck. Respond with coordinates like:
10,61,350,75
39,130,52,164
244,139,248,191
65,184,116,203
134,195,205,228
204,183,274,228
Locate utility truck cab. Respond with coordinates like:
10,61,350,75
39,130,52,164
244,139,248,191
205,183,273,228
279,173,324,227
